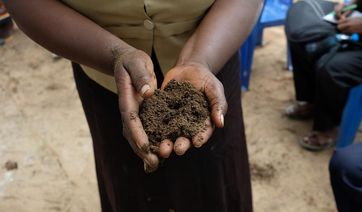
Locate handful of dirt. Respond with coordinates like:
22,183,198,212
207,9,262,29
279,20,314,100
139,80,210,154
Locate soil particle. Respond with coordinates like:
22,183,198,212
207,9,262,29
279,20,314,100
140,80,210,152
4,160,18,171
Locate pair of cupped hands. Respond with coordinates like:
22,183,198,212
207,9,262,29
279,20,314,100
335,2,362,34
113,47,227,172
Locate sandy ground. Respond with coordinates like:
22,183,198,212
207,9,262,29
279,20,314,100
1,26,360,212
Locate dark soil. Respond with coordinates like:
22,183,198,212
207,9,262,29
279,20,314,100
4,160,18,171
140,80,210,153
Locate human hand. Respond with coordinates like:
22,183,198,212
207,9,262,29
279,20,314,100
337,17,362,34
334,3,352,20
158,62,227,157
334,2,355,20
113,47,159,172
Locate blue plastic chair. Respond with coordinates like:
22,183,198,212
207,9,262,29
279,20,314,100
240,0,293,91
240,28,259,91
255,0,292,46
336,84,362,148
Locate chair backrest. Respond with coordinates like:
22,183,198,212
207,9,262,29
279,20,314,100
239,1,266,90
260,0,293,26
336,84,362,148
239,0,294,90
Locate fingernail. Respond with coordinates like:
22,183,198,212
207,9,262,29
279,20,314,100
141,84,150,96
220,114,224,127
194,142,202,148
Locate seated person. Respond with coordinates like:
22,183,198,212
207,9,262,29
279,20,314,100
329,142,362,211
285,0,362,151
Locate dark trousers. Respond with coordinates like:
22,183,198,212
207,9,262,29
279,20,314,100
289,41,362,131
72,52,252,212
329,142,362,212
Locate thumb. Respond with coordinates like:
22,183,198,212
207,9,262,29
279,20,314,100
123,53,157,98
204,78,228,128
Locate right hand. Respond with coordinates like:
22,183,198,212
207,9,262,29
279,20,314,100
337,17,362,34
113,47,159,173
158,62,228,158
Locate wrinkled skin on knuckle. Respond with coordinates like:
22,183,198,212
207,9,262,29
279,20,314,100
207,82,222,102
124,57,153,87
114,49,144,70
128,111,139,120
136,75,152,88
123,58,140,72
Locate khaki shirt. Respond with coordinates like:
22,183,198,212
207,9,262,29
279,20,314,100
62,0,215,92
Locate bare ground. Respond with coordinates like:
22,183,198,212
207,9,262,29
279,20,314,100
1,26,353,212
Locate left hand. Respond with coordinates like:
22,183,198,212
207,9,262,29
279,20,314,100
158,62,228,158
337,17,362,34
334,2,353,20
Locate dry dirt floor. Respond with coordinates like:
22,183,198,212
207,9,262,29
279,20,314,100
1,26,360,212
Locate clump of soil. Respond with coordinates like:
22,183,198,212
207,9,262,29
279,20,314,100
4,160,18,171
250,162,276,181
140,80,210,153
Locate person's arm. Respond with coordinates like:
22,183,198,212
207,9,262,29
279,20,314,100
176,0,263,74
337,17,362,33
160,0,263,156
4,0,124,75
4,0,159,172
335,0,362,33
4,0,157,95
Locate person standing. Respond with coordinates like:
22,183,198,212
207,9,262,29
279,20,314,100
4,0,262,211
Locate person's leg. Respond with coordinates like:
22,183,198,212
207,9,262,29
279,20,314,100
329,142,362,212
313,50,362,131
285,0,341,120
289,42,316,103
300,50,362,151
284,42,316,119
